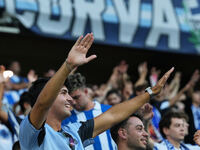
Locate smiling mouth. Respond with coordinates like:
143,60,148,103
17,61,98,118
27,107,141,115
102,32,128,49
65,104,71,108
141,138,147,145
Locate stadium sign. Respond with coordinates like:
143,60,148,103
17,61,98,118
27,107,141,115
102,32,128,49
1,0,200,54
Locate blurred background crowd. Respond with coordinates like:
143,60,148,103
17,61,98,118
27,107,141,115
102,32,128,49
1,59,200,149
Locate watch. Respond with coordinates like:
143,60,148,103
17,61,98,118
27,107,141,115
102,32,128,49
145,87,154,98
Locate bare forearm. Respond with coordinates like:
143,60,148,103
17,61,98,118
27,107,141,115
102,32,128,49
135,73,147,87
11,83,28,90
93,92,150,137
0,83,4,102
36,62,70,108
108,93,150,123
169,89,185,106
30,62,71,129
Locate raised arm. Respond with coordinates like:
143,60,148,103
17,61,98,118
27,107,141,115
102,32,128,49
30,33,96,129
0,65,9,123
92,67,174,137
135,62,148,87
169,69,200,106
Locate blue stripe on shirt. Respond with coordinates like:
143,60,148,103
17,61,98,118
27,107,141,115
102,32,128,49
106,130,114,150
7,94,15,105
62,101,114,150
84,110,102,150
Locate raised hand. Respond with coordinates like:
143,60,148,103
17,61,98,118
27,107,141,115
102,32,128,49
137,103,153,121
118,60,128,74
66,33,97,69
194,130,200,146
138,61,148,76
152,67,174,95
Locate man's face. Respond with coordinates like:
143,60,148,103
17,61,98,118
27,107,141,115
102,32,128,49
192,91,200,105
164,118,185,142
10,61,21,75
51,86,73,119
107,93,121,106
126,117,149,150
70,88,89,111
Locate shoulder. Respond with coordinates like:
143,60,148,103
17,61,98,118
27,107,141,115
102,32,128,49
19,115,45,149
184,144,200,150
154,141,167,150
98,101,111,111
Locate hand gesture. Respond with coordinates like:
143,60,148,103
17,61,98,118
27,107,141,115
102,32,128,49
152,67,174,95
138,62,148,76
137,103,153,121
174,72,181,81
118,60,128,74
194,130,200,146
66,33,97,69
190,69,199,85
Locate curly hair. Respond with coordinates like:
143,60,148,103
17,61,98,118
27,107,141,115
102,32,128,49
66,73,86,93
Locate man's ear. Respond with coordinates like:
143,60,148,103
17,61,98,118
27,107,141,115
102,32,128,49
23,102,31,110
118,128,128,140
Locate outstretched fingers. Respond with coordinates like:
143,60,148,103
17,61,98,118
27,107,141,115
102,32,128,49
158,67,174,86
74,35,83,47
86,54,97,63
194,130,200,145
85,35,94,50
80,33,92,47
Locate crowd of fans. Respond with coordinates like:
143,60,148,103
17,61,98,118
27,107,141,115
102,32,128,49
1,34,200,150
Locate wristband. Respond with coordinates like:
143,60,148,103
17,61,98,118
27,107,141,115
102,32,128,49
145,87,154,99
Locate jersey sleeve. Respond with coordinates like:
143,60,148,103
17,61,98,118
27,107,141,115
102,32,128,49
19,115,44,149
78,119,94,142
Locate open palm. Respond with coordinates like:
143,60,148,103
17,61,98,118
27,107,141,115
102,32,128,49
152,67,174,95
66,33,97,68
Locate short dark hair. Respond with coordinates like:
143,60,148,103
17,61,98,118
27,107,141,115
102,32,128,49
66,73,86,93
28,77,68,107
19,92,33,112
110,114,142,144
105,89,122,100
159,111,188,138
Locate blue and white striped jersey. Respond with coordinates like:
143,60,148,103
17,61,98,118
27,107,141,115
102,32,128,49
62,101,117,150
3,75,28,107
0,105,22,150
